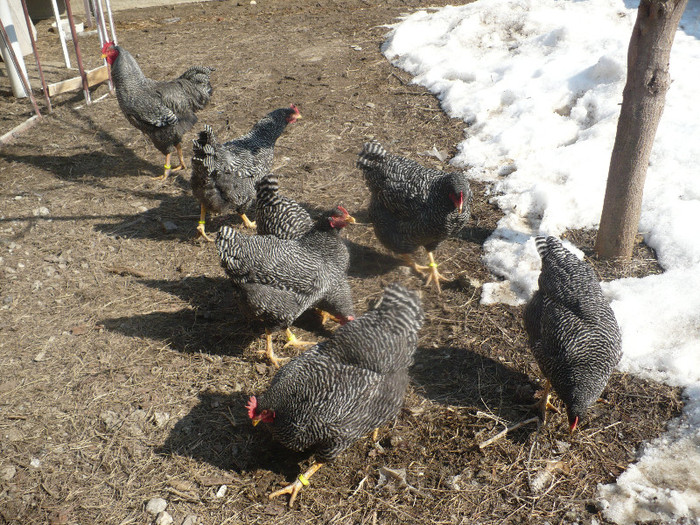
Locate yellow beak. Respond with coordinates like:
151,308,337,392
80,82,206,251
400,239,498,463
252,419,260,427
101,53,107,59
346,215,356,224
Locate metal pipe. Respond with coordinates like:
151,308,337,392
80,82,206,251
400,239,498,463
103,0,116,44
93,0,113,91
90,0,106,46
19,0,52,112
50,0,71,68
0,0,30,97
82,0,93,29
64,0,91,105
0,19,41,117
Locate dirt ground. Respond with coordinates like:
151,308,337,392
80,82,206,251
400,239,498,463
0,1,685,524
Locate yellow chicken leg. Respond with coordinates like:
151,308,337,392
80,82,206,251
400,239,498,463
153,152,172,181
269,462,325,507
532,380,559,421
172,143,186,171
282,328,316,350
257,330,286,368
316,308,342,325
424,252,449,293
196,204,214,242
240,213,257,229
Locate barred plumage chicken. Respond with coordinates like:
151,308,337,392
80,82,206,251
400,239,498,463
247,283,424,506
101,42,214,180
216,206,355,367
523,236,622,431
255,174,314,240
357,141,472,292
190,106,301,241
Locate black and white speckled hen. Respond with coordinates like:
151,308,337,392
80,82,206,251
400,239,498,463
255,175,349,328
216,206,355,367
101,42,214,180
190,106,301,241
523,236,622,431
246,283,423,506
255,174,314,240
357,141,473,292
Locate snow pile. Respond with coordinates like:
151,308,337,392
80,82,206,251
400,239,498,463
383,0,700,522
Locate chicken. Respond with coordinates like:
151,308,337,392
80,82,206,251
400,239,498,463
101,42,214,180
357,141,472,292
216,206,355,367
523,236,622,431
255,174,314,240
190,106,301,241
246,283,424,506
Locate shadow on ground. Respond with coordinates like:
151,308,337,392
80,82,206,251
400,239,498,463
157,390,310,478
101,275,258,356
411,345,536,424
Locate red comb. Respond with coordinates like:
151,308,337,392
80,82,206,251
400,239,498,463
101,41,115,54
245,396,257,419
336,205,349,216
290,104,300,114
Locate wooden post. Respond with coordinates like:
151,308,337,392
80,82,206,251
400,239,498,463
595,0,689,260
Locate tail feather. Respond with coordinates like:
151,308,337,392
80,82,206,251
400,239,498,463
179,66,215,105
374,283,424,332
192,125,220,172
357,140,387,170
255,174,281,204
215,225,247,277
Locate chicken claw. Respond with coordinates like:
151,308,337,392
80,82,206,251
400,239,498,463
269,462,324,507
424,252,449,293
260,330,288,368
531,380,559,421
196,204,215,242
240,213,257,229
282,328,316,350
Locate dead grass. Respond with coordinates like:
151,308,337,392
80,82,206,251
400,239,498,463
0,1,683,524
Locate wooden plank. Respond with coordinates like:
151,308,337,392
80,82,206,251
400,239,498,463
47,65,108,96
0,115,40,146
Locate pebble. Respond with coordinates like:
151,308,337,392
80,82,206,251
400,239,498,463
182,516,198,525
33,207,50,217
145,497,167,515
215,485,227,498
30,457,41,468
155,511,173,525
152,412,170,428
0,465,16,481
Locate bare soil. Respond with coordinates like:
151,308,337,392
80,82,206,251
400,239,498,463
0,1,683,524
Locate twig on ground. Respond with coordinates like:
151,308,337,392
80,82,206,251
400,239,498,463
479,417,540,449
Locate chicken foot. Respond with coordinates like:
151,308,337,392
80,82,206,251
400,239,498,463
239,213,257,229
316,308,343,325
282,328,316,350
531,380,559,421
153,144,187,181
258,330,288,368
196,204,215,242
400,253,448,293
269,462,325,507
424,252,449,293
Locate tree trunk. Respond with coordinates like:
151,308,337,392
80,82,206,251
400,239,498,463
595,0,688,260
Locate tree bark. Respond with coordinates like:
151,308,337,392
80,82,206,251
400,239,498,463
595,0,688,260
